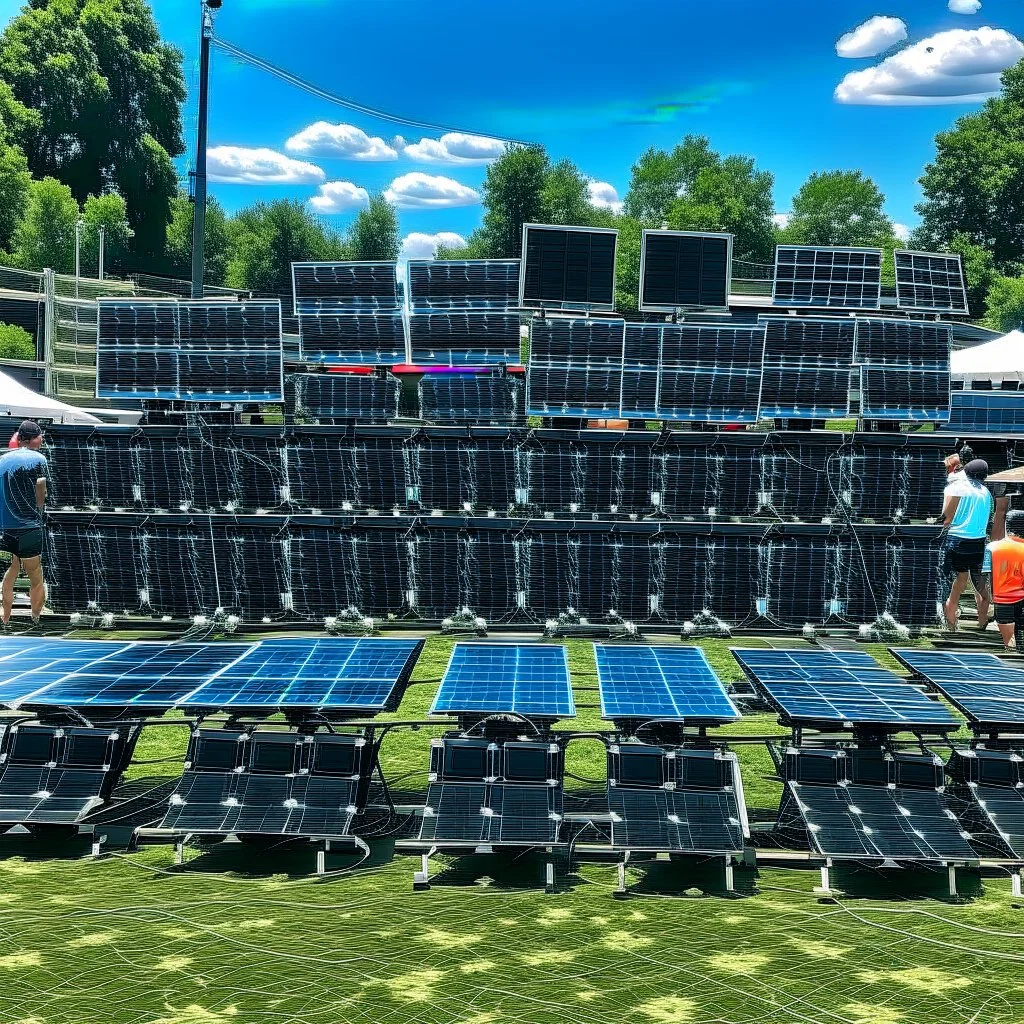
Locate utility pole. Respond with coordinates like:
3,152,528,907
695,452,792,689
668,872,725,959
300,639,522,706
98,226,105,280
191,0,220,298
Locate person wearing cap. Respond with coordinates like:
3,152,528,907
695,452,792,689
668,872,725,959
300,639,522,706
941,458,994,630
0,420,47,628
988,510,1024,648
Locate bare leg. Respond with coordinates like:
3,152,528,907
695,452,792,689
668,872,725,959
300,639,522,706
944,572,970,629
974,572,992,628
999,622,1016,648
21,556,44,620
1,556,20,625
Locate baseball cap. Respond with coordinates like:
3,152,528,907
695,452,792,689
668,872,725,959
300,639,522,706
16,420,42,442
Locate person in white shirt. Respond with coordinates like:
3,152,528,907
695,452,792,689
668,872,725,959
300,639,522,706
941,459,993,630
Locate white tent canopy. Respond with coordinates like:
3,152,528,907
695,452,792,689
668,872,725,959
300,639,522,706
0,369,101,425
951,330,1024,383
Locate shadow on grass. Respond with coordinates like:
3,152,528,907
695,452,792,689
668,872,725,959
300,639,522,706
831,861,985,903
625,857,759,898
427,849,585,893
174,836,385,879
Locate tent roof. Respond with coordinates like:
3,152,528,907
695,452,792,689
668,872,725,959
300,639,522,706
951,330,1024,380
0,369,100,425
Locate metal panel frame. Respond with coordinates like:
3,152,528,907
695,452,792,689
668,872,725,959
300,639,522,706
638,229,734,314
518,223,619,312
893,249,969,316
771,244,883,310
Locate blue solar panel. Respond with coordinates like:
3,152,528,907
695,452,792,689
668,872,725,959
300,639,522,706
0,639,131,704
595,644,739,721
733,648,905,687
941,391,1024,435
892,649,1024,685
930,680,1024,726
758,678,959,728
185,638,420,709
431,643,574,717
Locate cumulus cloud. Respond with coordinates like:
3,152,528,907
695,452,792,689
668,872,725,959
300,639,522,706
383,172,480,209
309,181,370,214
285,122,397,161
207,146,325,184
892,222,911,241
399,231,467,262
400,133,505,165
948,0,981,13
836,16,908,58
773,213,791,230
588,181,623,213
835,27,1024,104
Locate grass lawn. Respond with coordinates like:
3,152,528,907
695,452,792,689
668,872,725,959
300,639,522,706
1,634,1021,1024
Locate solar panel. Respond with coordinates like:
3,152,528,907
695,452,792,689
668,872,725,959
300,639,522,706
298,312,406,365
519,224,617,310
942,391,1024,435
894,250,969,315
408,260,520,310
292,262,400,312
96,300,284,401
289,372,399,422
733,648,909,687
431,643,574,717
408,311,521,365
595,644,739,721
757,316,854,418
773,246,882,309
639,230,732,312
526,317,625,416
0,639,132,704
183,638,421,709
418,372,523,423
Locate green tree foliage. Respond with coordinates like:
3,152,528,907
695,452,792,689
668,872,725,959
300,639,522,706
435,233,490,259
667,155,775,262
540,159,594,226
10,175,80,272
0,0,186,267
0,81,34,254
623,136,718,224
347,194,399,261
0,321,35,360
944,231,999,319
164,191,230,286
915,59,1024,271
613,215,643,312
984,275,1024,333
80,191,133,273
476,144,550,257
225,200,348,294
781,170,892,247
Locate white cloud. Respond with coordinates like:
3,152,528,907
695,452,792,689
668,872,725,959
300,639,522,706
836,16,908,58
892,222,911,241
773,213,791,230
588,180,623,213
207,146,325,184
948,0,981,13
309,181,370,215
835,27,1024,105
399,232,467,262
400,133,505,165
383,172,480,209
285,122,398,161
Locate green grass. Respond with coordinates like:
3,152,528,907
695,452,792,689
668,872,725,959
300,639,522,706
2,633,1021,1024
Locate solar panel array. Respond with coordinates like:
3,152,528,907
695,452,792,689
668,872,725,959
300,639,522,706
408,259,519,310
595,644,738,722
96,300,284,402
773,246,882,309
418,372,524,424
293,261,405,364
520,224,617,310
942,391,1024,435
288,372,400,422
895,250,969,314
639,230,732,312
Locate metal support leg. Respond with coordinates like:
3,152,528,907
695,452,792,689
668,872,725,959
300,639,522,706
1012,869,1022,899
724,855,735,893
413,852,431,891
90,838,101,858
814,861,831,895
948,863,958,897
545,859,555,894
316,847,325,876
174,841,184,867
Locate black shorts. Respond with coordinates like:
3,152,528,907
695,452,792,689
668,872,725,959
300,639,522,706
943,537,986,574
995,601,1024,625
0,528,43,559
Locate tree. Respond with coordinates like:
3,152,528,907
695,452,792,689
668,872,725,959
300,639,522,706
0,322,35,360
781,171,892,247
984,276,1024,333
477,144,550,257
540,159,594,226
0,81,34,255
612,215,643,312
164,191,229,286
944,231,999,319
435,232,490,260
347,194,399,260
666,155,775,262
0,0,187,267
80,191,133,273
225,200,348,294
915,59,1024,271
623,136,718,224
10,176,80,273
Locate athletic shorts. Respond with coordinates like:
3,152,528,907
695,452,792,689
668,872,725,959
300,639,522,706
942,536,986,574
995,601,1024,626
0,528,43,559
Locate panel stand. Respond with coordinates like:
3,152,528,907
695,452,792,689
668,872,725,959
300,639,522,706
613,858,628,900
947,863,958,898
813,859,833,896
1012,869,1023,900
174,841,184,867
545,852,555,894
316,847,325,876
723,855,735,893
90,837,102,858
413,852,432,891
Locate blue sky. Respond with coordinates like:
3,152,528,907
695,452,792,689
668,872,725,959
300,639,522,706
2,0,1024,258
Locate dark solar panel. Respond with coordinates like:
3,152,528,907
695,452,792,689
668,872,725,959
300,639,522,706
299,311,406,365
520,224,617,309
96,300,284,401
288,372,399,422
942,391,1024,435
408,259,520,310
757,316,854,418
418,373,523,423
773,246,882,309
292,262,400,311
894,250,969,315
408,311,521,365
639,230,731,312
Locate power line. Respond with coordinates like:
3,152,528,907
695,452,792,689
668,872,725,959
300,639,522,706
212,36,530,146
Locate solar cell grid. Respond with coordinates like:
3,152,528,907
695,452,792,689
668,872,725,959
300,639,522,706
894,250,969,315
408,260,519,310
761,679,958,727
292,262,400,311
639,230,731,312
595,644,739,721
431,643,574,717
299,311,407,365
0,639,131,705
520,224,617,309
419,373,522,423
733,648,906,687
942,391,1024,435
289,372,399,422
773,246,882,309
409,311,521,365
891,648,1024,684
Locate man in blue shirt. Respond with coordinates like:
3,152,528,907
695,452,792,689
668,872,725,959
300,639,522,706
941,458,994,630
0,421,47,627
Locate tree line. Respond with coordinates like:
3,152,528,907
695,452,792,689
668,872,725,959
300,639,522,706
0,0,1021,331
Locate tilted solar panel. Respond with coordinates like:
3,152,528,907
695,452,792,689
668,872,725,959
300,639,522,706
941,391,1024,435
853,318,951,365
408,260,520,310
773,246,882,309
595,644,739,721
408,311,521,365
757,316,854,419
431,642,574,717
288,372,399,422
894,250,969,315
891,648,1024,684
520,224,617,310
620,323,661,419
298,312,406,365
733,647,908,687
418,373,523,423
291,262,400,311
639,230,732,312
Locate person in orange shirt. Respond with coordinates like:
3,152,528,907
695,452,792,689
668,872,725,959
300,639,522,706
988,510,1024,649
